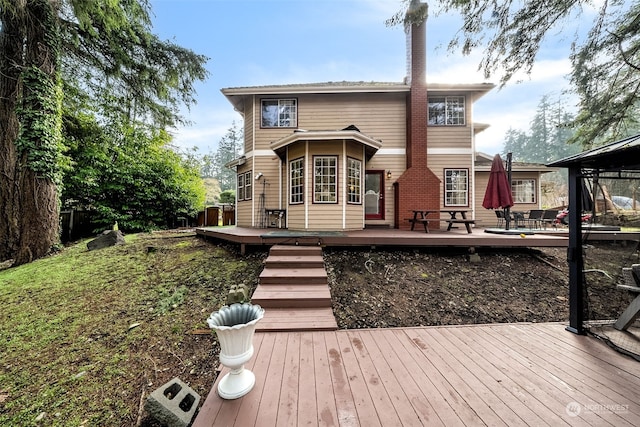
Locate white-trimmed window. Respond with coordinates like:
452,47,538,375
237,171,252,201
261,99,297,128
237,173,245,201
347,158,362,204
314,156,337,203
243,171,252,201
512,179,536,204
444,169,468,206
428,96,465,125
289,158,304,204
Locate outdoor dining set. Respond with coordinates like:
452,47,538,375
494,209,559,230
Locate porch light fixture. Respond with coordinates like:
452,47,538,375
386,170,392,179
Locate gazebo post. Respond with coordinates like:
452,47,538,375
566,166,585,334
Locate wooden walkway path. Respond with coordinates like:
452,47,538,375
193,323,639,426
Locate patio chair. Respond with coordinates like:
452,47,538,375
541,210,558,229
614,264,640,331
526,210,544,229
512,211,527,228
494,210,505,227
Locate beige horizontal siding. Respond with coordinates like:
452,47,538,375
306,205,341,230
252,156,281,207
344,203,364,230
235,205,253,227
426,126,473,150
287,204,305,230
241,100,255,155
474,172,493,227
251,93,406,151
474,171,545,227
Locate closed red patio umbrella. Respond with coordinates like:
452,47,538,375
483,154,514,229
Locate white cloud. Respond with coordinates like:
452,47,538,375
170,108,240,152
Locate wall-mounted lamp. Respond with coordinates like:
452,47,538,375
386,170,392,179
255,172,263,181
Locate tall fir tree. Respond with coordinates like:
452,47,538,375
0,0,207,264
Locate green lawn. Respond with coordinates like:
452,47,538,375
0,232,265,426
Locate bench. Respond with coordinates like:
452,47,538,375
406,218,429,233
444,219,475,233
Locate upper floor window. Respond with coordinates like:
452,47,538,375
444,169,468,206
347,158,362,204
289,158,304,204
314,156,337,203
512,179,536,203
261,99,297,128
428,96,465,125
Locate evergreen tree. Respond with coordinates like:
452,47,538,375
212,122,243,191
502,95,581,163
389,0,640,147
0,0,207,264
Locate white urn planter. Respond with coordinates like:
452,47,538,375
207,303,264,399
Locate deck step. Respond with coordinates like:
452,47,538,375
259,267,327,285
264,255,325,269
251,285,332,308
268,244,322,257
256,307,338,332
251,244,337,331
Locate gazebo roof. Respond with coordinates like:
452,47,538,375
548,133,640,171
547,132,640,336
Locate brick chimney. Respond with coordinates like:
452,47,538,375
395,0,441,230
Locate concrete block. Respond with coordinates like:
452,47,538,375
227,284,249,304
145,377,200,427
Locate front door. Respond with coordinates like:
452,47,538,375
365,171,385,220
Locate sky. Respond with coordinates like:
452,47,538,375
149,0,581,156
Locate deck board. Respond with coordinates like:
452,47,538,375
490,325,638,426
332,331,380,427
344,330,403,426
526,325,640,400
355,330,430,426
484,325,635,426
447,326,567,426
276,332,301,427
313,332,339,427
429,327,539,426
465,325,591,426
298,333,318,426
192,323,640,427
377,329,452,426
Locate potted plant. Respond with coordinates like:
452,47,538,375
207,303,264,399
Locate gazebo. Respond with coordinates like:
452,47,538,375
548,134,640,334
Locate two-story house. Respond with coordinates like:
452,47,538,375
222,2,547,232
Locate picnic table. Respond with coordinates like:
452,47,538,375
407,210,431,232
407,210,475,233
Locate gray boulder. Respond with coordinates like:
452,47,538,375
87,230,125,251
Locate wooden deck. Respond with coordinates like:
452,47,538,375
196,226,640,253
196,226,568,252
193,323,639,426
